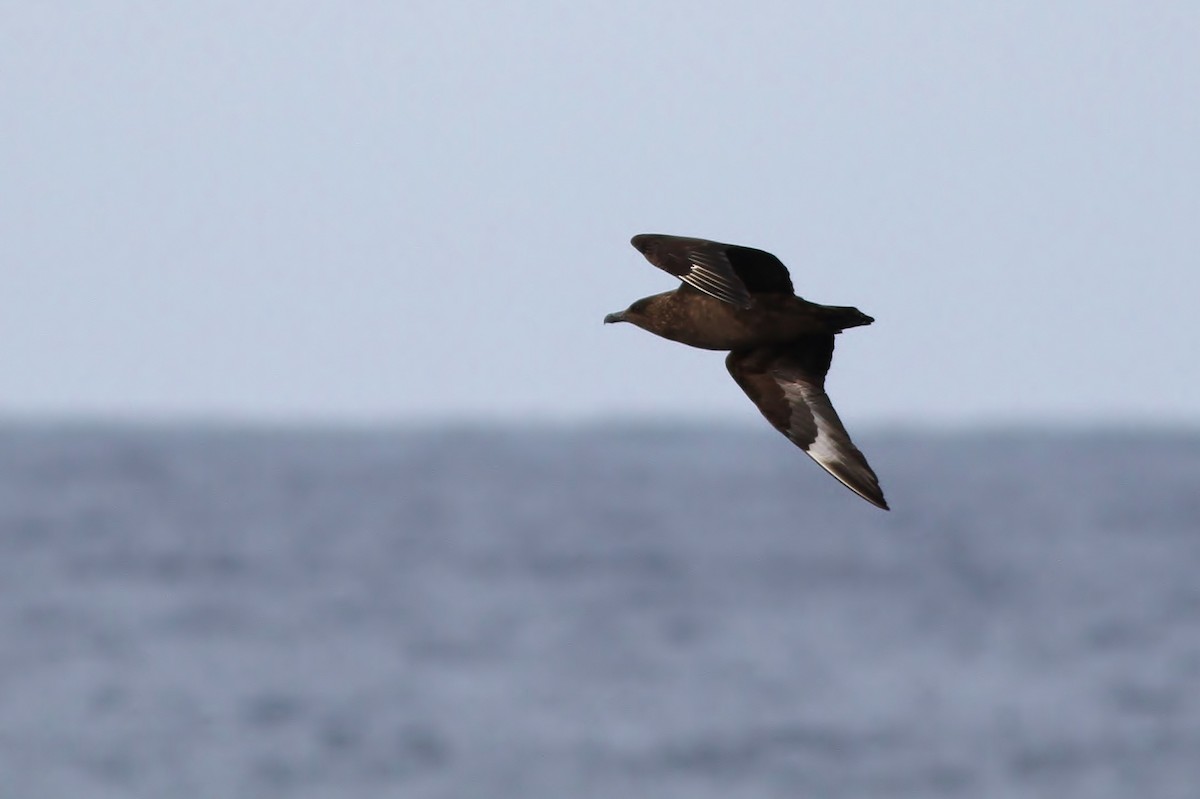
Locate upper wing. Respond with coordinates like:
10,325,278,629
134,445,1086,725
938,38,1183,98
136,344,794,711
726,339,888,510
630,234,794,309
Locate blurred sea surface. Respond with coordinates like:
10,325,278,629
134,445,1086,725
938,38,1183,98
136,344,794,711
1,423,1198,798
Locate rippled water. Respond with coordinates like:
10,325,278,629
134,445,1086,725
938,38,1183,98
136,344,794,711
1,424,1198,798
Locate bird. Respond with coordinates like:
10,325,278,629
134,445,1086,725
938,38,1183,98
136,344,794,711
604,234,888,510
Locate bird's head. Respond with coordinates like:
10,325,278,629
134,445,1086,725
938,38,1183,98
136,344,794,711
603,296,653,327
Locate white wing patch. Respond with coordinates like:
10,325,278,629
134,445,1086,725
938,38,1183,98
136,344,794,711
776,371,884,508
779,378,840,456
683,251,753,308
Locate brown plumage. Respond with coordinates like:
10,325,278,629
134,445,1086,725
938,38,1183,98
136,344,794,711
605,234,888,510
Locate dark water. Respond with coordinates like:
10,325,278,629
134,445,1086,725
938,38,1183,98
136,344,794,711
1,423,1198,798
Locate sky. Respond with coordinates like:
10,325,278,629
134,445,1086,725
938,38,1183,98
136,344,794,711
2,2,1198,427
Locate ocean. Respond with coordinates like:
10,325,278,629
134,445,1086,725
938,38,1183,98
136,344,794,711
1,423,1197,798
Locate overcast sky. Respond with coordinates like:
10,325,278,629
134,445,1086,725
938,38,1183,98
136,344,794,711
3,2,1197,427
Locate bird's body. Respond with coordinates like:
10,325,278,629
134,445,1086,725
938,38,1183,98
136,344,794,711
605,234,889,510
608,288,873,351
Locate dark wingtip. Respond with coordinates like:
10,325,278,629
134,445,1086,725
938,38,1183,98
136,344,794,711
839,470,889,510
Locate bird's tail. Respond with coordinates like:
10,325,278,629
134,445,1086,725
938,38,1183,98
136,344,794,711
824,305,875,331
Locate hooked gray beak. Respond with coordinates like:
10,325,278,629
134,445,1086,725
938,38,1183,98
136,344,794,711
603,311,625,324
